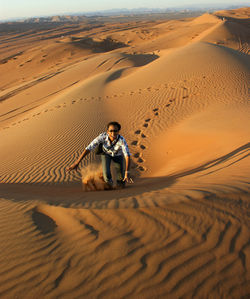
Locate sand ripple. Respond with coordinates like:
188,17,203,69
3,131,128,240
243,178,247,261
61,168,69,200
0,194,249,298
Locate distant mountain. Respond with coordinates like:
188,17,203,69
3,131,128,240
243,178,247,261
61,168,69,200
20,15,88,23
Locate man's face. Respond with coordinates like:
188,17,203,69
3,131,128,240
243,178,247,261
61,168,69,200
107,125,119,140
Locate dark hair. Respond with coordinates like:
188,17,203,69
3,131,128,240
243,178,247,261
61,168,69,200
107,121,121,131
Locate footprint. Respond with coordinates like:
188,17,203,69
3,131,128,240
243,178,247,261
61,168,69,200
154,112,159,116
138,166,145,171
143,123,148,128
131,140,138,146
141,133,146,138
153,108,159,112
140,145,146,150
166,104,170,107
137,158,144,163
134,153,140,158
135,130,141,134
145,118,151,122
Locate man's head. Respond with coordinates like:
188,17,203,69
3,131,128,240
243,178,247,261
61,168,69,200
107,121,121,140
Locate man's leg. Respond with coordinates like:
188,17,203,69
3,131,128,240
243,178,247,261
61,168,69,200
101,154,113,185
113,155,125,187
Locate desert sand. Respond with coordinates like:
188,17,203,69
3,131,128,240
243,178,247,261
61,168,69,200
0,7,249,298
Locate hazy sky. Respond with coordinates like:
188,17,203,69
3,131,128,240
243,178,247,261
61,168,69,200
0,0,249,20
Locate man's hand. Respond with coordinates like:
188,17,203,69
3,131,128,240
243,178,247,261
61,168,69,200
66,149,90,172
66,162,79,172
123,171,134,183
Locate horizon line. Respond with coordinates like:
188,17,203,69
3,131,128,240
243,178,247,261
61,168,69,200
1,3,249,23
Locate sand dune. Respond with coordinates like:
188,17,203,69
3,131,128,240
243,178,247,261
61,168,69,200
0,7,249,298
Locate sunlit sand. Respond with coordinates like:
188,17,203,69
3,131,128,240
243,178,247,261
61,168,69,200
0,7,249,298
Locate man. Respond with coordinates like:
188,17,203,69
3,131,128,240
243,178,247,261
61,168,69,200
67,121,133,188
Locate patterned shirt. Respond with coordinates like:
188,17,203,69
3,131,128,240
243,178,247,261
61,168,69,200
86,132,130,157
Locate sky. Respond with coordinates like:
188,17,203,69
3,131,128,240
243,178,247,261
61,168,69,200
0,0,249,21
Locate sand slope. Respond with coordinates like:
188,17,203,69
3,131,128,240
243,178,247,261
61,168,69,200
0,8,250,298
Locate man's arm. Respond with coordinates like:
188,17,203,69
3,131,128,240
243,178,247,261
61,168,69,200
66,149,90,172
66,133,104,172
125,155,130,173
123,155,133,183
120,137,133,183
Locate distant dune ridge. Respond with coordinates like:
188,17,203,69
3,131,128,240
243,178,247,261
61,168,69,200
0,7,249,298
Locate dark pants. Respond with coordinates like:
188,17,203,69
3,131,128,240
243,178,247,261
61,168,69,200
101,154,124,185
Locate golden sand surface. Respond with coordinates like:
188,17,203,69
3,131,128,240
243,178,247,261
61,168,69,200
0,7,249,298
